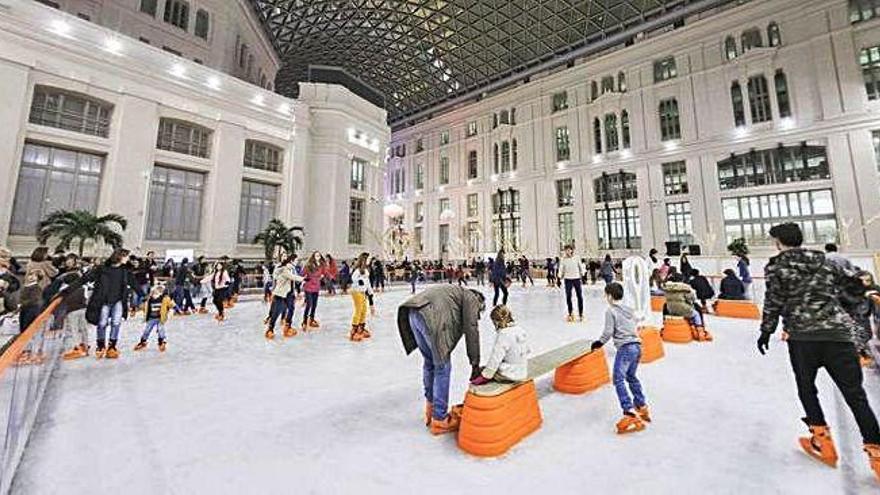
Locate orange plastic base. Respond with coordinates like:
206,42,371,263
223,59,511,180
714,300,761,319
662,318,693,344
553,348,611,394
458,381,543,457
650,296,666,312
638,326,665,363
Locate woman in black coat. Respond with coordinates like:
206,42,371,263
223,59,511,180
718,269,746,300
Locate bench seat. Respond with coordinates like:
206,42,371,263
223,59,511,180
714,299,761,319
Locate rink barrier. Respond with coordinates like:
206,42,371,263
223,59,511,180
638,326,665,363
661,317,694,344
713,299,761,320
650,296,666,312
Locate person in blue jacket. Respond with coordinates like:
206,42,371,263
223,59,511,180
490,249,508,307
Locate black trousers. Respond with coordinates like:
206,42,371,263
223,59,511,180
493,282,508,306
788,340,880,444
564,279,583,316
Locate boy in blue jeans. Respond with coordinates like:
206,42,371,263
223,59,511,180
591,282,650,434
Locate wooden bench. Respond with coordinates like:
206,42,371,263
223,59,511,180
650,295,666,312
457,340,610,457
714,299,761,320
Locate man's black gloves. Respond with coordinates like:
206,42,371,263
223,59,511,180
757,332,771,355
591,340,604,351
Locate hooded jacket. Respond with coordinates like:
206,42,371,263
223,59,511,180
397,285,484,366
663,281,696,316
760,249,858,342
482,324,529,381
598,303,641,348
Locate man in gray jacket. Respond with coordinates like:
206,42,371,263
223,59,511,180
397,285,486,435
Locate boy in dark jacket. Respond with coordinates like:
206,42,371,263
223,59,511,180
688,269,715,312
757,223,880,480
718,269,746,300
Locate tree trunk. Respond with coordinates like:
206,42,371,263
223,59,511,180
78,238,85,257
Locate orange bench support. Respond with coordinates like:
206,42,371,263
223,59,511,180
638,326,665,363
553,348,611,394
458,381,543,457
661,317,693,344
714,299,761,319
650,295,666,312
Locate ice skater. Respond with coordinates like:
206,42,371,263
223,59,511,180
349,252,373,342
559,245,584,322
397,285,486,435
469,305,528,385
264,254,304,340
757,222,880,481
210,261,231,322
591,282,650,434
134,284,175,352
301,252,326,330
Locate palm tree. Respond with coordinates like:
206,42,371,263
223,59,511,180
253,219,304,260
37,210,127,257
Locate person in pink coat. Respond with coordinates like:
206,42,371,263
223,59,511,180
301,252,326,329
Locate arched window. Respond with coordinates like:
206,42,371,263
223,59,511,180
767,22,781,47
512,139,518,169
590,81,598,101
593,118,602,154
604,113,619,152
741,28,763,52
725,36,738,60
618,71,627,92
621,110,631,149
731,82,745,127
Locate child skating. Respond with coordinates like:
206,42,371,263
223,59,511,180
349,252,373,341
591,282,650,434
134,285,175,352
265,255,304,340
470,305,528,385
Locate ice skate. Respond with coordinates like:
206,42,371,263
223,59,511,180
799,425,838,467
860,354,874,368
616,412,645,434
578,315,584,322
63,344,88,361
430,413,461,435
565,314,576,323
424,402,433,427
105,347,120,359
265,328,275,340
158,340,167,352
349,325,363,342
864,444,880,481
636,405,651,423
694,326,713,342
359,324,371,339
283,324,297,338
198,307,208,314
309,318,321,329
133,340,147,351
95,341,106,360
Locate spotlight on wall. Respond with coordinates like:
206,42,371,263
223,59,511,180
205,75,221,90
170,63,186,78
664,141,679,151
490,174,499,182
620,149,632,159
733,126,749,138
779,117,796,130
49,19,71,36
103,37,123,54
252,94,265,106
278,103,291,114
592,155,603,164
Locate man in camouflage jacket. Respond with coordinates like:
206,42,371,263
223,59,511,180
757,222,880,478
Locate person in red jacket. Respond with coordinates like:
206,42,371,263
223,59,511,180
325,254,339,296
301,251,326,329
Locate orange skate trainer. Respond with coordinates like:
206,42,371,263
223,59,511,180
264,328,275,340
864,444,880,481
430,413,461,435
636,405,651,423
283,325,297,338
424,402,433,427
799,425,838,467
616,413,646,434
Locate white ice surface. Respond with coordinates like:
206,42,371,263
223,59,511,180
11,283,880,494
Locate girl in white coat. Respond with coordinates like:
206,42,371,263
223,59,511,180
470,305,529,384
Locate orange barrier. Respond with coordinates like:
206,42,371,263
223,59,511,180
650,296,666,312
457,381,542,457
0,299,61,378
638,326,665,363
714,299,761,319
553,348,611,394
661,317,693,344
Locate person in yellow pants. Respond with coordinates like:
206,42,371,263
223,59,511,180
350,252,373,342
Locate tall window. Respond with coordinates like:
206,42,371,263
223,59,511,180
725,36,738,60
747,75,772,123
850,0,880,24
238,181,277,243
653,56,677,82
351,157,367,191
601,76,615,94
492,189,521,251
467,150,478,179
466,222,481,253
157,118,212,158
29,86,113,138
552,91,568,112
767,22,781,47
492,189,520,214
666,202,693,244
590,81,599,101
555,126,571,161
731,82,746,127
741,28,763,52
415,202,424,223
512,139,518,170
558,212,575,250
621,110,631,149
593,118,602,154
244,140,282,172
163,0,189,30
500,141,511,172
618,71,627,92
467,121,478,137
775,70,791,118
194,9,209,39
140,0,158,16
440,130,450,146
604,113,619,152
416,138,424,153
717,145,830,190
556,178,574,207
499,110,510,125
348,198,364,244
493,143,499,173
415,162,424,190
659,98,681,141
596,207,641,249
146,165,204,241
413,227,423,253
662,161,688,196
860,45,880,101
594,172,638,203
439,224,450,254
10,143,103,235
439,156,450,185
439,198,451,215
722,189,837,245
873,130,880,171
467,194,478,217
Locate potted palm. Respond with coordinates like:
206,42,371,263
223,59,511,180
37,210,127,257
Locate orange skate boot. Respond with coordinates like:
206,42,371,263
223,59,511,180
264,327,275,340
616,412,646,434
636,405,651,423
283,324,297,338
430,413,461,435
864,444,880,482
799,424,838,467
133,340,147,351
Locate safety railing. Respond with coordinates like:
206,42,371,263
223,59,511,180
0,298,64,494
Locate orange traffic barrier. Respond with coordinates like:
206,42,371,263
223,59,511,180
661,317,693,344
553,348,611,394
650,296,666,312
638,326,665,363
714,299,761,319
458,381,542,457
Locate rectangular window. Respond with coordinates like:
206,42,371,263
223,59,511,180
556,178,574,207
439,224,450,253
594,172,638,203
717,145,830,190
851,0,880,23
552,91,568,112
163,0,190,30
439,198,451,215
604,113,619,152
775,70,792,118
558,212,574,250
348,198,364,244
146,165,205,241
10,143,103,235
659,98,681,141
467,194,478,218
415,138,424,153
350,157,367,191
741,28,763,52
555,126,571,161
415,202,424,223
413,227,423,253
748,75,772,123
467,150,478,179
194,9,209,40
666,202,693,244
492,189,520,214
467,222,481,254
874,130,880,172
140,0,158,16
440,130,450,146
653,56,678,83
415,163,424,190
596,207,641,249
439,156,450,185
157,118,212,158
467,121,478,137
601,76,615,94
492,217,522,251
500,141,511,172
721,189,837,245
731,82,746,127
238,181,278,243
662,161,688,196
244,140,282,172
29,86,113,138
162,46,182,57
